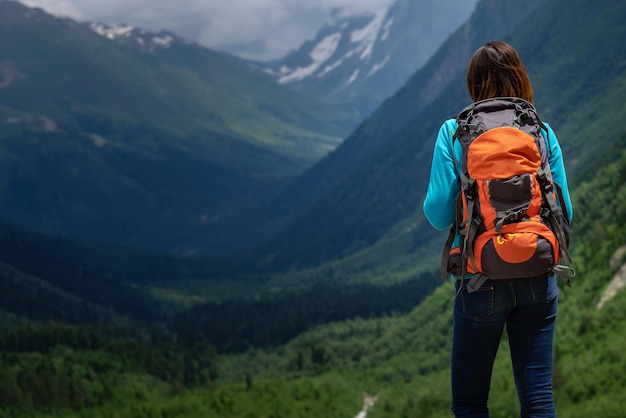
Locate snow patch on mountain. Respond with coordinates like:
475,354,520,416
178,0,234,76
347,69,360,84
90,23,135,40
318,58,344,78
278,33,342,84
380,17,394,41
90,22,177,50
367,55,390,77
151,34,175,48
350,9,388,60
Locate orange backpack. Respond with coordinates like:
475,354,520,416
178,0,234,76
441,97,574,291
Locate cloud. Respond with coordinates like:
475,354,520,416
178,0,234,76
19,0,395,61
20,0,85,19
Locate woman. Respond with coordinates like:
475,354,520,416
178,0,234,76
423,41,573,417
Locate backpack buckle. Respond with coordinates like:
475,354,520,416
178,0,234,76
464,179,477,200
537,170,550,186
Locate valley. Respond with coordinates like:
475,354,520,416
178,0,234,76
1,0,626,416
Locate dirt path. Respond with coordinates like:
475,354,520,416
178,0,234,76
597,245,626,309
354,393,378,418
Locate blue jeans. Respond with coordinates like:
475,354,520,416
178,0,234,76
451,275,558,417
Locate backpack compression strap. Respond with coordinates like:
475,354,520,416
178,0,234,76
440,191,464,281
537,170,576,284
537,169,574,264
462,179,481,274
439,175,480,280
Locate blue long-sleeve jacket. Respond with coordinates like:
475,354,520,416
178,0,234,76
423,118,573,237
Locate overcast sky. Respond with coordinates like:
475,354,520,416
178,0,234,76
20,0,395,61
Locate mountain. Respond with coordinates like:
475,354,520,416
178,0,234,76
246,0,560,271
0,0,358,255
255,0,478,119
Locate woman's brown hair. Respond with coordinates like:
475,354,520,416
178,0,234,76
466,41,533,103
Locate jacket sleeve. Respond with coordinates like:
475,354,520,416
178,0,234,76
544,123,574,222
423,119,459,231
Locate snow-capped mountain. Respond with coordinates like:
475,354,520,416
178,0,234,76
256,0,478,118
265,9,391,85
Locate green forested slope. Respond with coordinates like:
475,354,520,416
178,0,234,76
208,133,626,417
2,135,626,417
